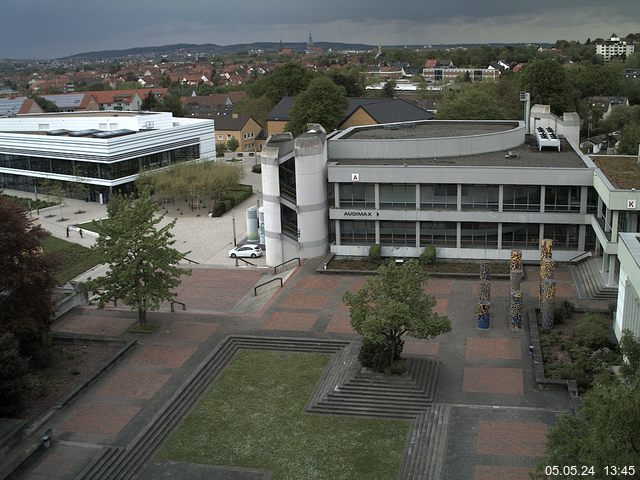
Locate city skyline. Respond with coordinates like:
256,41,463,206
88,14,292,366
0,0,639,59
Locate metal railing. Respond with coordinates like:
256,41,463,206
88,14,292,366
273,257,301,275
181,256,200,264
234,257,257,267
254,277,283,296
170,300,186,312
568,251,593,264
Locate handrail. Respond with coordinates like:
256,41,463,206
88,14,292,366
235,257,257,267
568,251,592,264
181,256,200,264
254,277,283,296
273,257,301,275
170,300,186,312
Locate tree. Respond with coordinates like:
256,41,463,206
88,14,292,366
343,261,452,372
618,122,640,155
154,93,184,117
327,65,367,96
381,80,397,98
0,333,29,417
533,331,640,478
521,59,577,115
31,95,58,113
285,76,348,136
233,95,273,126
88,189,190,326
140,90,158,110
437,84,507,120
246,62,315,104
0,196,56,359
227,137,239,152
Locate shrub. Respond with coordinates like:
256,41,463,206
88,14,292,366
219,195,236,207
252,164,262,174
211,202,227,217
607,301,617,317
574,313,613,349
0,333,29,417
553,300,576,325
368,243,382,267
420,245,436,265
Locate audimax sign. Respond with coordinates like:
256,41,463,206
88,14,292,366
341,210,380,217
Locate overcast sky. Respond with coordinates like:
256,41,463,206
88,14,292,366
1,0,639,59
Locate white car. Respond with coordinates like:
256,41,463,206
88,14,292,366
228,244,262,258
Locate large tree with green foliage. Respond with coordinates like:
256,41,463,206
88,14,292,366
343,261,452,372
246,62,315,104
285,76,348,136
88,189,190,325
0,196,56,362
618,122,640,155
0,333,29,417
533,331,640,478
521,59,577,115
437,84,507,120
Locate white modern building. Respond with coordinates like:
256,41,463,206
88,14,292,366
596,34,635,62
0,111,215,202
615,233,640,340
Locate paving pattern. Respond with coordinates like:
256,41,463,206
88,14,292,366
15,261,591,480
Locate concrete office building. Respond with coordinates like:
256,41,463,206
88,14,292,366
615,232,640,340
0,111,215,202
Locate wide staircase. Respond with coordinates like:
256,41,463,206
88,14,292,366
571,257,618,300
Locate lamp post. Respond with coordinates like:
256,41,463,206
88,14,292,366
232,209,237,246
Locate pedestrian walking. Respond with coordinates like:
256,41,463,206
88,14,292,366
79,228,83,238
66,226,70,238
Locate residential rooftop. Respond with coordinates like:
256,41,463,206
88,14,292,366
592,156,640,189
340,120,519,140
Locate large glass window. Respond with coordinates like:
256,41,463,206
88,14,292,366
339,183,375,207
461,222,499,248
545,186,581,212
379,184,416,209
587,187,598,214
461,185,499,211
380,221,416,245
420,184,457,210
279,157,296,202
340,220,376,245
544,224,579,249
420,221,457,247
502,223,539,248
502,186,541,211
281,204,298,239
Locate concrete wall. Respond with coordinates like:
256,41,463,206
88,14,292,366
529,105,580,149
616,233,640,340
260,145,284,266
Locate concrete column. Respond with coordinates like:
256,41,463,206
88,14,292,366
335,220,341,246
608,254,617,287
611,210,619,239
479,280,491,302
260,145,284,267
415,183,420,211
374,183,380,210
580,186,588,214
540,185,546,213
539,224,545,243
334,183,340,208
578,224,586,251
415,222,420,248
630,212,638,233
497,223,503,250
457,184,462,211
510,290,523,330
602,252,609,274
456,222,461,249
498,185,504,213
597,196,603,218
605,208,612,233
375,220,380,244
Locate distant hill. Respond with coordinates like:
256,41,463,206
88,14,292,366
60,41,552,60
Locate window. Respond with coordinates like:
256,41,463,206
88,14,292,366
218,134,223,140
340,220,376,245
227,134,232,141
380,221,416,245
379,184,416,209
502,223,539,248
99,123,108,129
461,223,499,248
544,186,581,212
38,124,49,130
420,221,457,247
587,187,598,214
502,186,541,211
420,184,457,210
544,224,579,249
338,183,375,207
461,185,499,210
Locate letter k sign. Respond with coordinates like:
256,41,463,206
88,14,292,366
351,173,359,181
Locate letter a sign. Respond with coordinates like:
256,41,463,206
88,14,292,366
351,173,360,182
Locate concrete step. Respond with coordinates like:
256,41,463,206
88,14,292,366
308,404,419,419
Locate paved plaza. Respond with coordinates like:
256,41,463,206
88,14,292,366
3,176,605,479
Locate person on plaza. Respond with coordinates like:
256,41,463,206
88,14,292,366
79,228,83,238
66,226,70,238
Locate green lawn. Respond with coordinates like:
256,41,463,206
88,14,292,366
41,236,101,284
157,350,410,480
75,219,111,233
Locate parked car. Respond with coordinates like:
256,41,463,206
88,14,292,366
228,244,262,258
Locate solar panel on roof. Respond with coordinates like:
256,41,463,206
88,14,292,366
92,129,135,139
47,129,70,136
42,93,86,109
68,129,101,137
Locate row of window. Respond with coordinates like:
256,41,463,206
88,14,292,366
339,220,582,249
0,145,200,181
337,183,591,213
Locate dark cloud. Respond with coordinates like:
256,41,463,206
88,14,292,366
0,0,638,58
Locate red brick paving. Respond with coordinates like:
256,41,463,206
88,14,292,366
158,321,219,343
424,279,452,296
346,277,368,293
296,276,341,291
466,338,521,360
279,293,330,309
96,370,171,399
403,340,440,357
52,314,135,337
62,403,140,435
129,344,197,368
434,297,448,314
475,466,532,480
463,367,524,395
476,420,548,457
470,281,509,298
263,311,318,331
324,314,356,334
